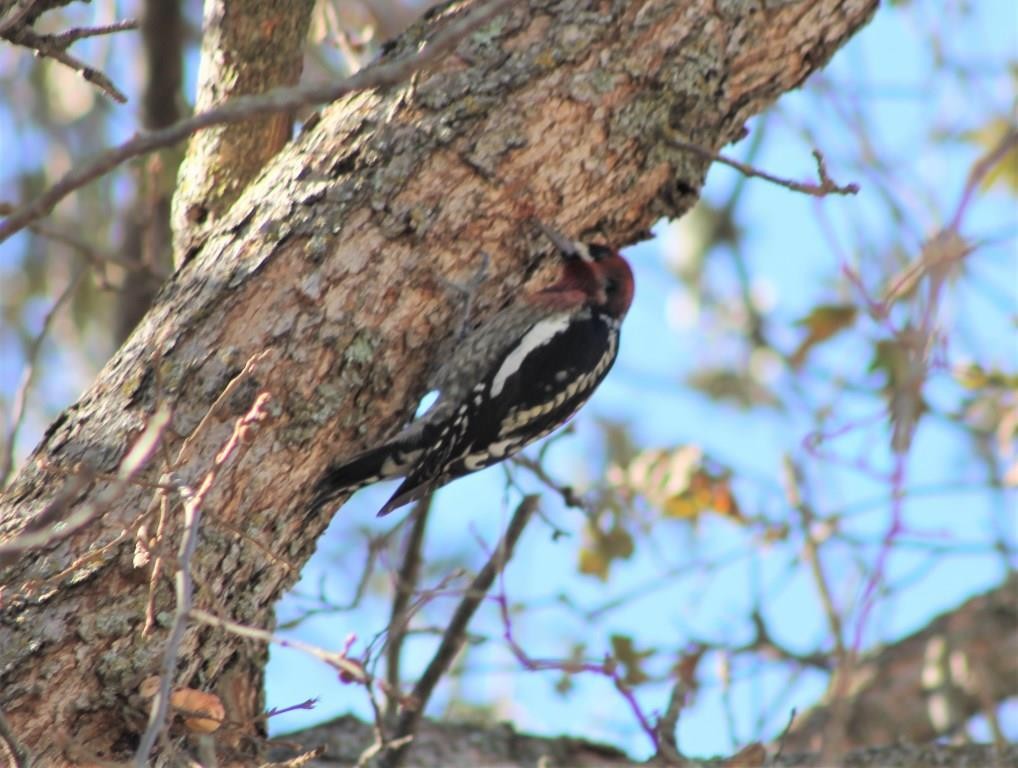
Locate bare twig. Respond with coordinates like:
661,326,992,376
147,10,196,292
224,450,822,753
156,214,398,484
374,495,539,768
4,21,139,102
655,679,688,765
850,453,908,646
258,698,319,723
277,527,402,629
213,518,299,574
141,482,172,636
781,456,854,763
133,393,271,766
831,134,1018,687
738,612,831,670
774,708,797,761
142,349,275,633
0,0,516,243
134,487,205,767
949,127,1018,232
0,0,38,36
385,496,433,716
190,609,367,683
1,268,83,488
512,454,588,512
781,458,846,657
175,350,273,466
47,19,139,48
0,406,170,563
663,125,859,197
28,220,170,283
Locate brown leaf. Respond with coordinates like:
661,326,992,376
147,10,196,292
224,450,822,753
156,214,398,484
578,522,634,580
170,688,226,733
790,303,857,368
610,634,653,686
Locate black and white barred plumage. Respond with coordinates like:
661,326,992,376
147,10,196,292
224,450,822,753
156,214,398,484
312,224,635,517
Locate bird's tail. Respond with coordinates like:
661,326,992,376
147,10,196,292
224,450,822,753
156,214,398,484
310,438,422,515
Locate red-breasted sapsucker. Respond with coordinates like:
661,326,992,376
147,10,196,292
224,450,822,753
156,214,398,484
312,223,635,517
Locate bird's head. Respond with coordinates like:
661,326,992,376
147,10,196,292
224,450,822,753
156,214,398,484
536,220,635,318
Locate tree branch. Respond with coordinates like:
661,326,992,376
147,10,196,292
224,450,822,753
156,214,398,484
0,0,515,244
373,495,538,768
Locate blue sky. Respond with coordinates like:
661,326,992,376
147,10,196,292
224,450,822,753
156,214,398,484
262,1,1016,757
0,0,1014,759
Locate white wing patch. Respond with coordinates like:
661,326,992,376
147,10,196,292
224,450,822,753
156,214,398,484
490,313,572,398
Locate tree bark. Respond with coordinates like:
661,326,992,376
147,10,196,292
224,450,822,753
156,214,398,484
271,714,1018,768
0,1,879,764
171,0,316,263
784,574,1018,752
266,577,1018,767
115,0,185,345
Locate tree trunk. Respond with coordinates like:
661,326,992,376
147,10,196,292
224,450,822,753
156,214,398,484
266,577,1018,767
272,715,1018,768
171,0,315,262
0,1,878,764
784,574,1018,753
114,0,185,345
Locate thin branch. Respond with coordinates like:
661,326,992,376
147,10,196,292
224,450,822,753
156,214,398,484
781,458,846,658
27,220,169,284
4,22,138,102
782,456,863,763
134,489,204,767
774,708,797,761
950,127,1018,232
851,453,909,649
133,393,272,766
142,480,172,636
662,125,859,197
142,345,270,637
47,19,139,47
374,495,539,768
257,698,319,723
737,612,831,670
0,0,515,244
1,268,83,488
277,527,401,630
0,405,170,563
175,349,273,466
512,454,588,512
655,679,689,765
0,0,38,36
385,495,433,717
190,609,367,683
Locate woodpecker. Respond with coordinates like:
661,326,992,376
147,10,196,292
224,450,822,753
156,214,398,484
312,222,635,517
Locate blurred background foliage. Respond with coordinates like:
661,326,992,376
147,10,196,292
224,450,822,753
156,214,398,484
1,0,1015,759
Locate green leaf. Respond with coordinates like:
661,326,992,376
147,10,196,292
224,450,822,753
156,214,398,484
577,522,634,581
790,303,858,368
609,634,653,686
963,117,1018,195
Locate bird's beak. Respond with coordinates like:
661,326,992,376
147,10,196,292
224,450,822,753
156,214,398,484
534,219,589,262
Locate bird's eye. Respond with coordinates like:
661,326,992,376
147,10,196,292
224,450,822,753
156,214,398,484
605,277,619,295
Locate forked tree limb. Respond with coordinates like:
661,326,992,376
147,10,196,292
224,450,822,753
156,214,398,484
0,1,878,764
